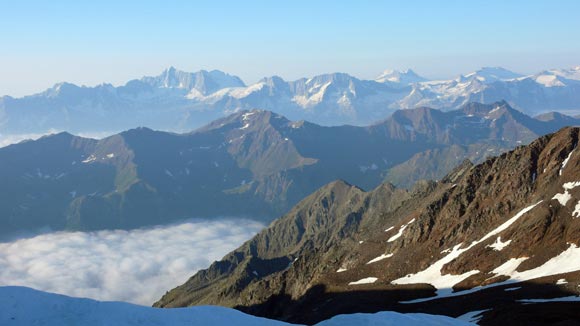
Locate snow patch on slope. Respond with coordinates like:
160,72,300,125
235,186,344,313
82,155,97,163
490,257,529,276
349,277,378,285
552,181,580,205
560,150,575,176
367,253,393,264
573,201,580,218
534,75,566,87
404,242,580,303
392,202,542,298
387,218,415,242
392,243,479,297
487,237,512,251
456,309,490,324
556,278,568,285
491,243,580,284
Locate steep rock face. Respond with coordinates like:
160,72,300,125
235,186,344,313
156,127,580,325
154,180,411,308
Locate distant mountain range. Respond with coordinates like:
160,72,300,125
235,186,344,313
155,127,580,326
1,101,578,236
1,66,580,136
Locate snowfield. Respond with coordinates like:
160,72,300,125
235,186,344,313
0,287,474,326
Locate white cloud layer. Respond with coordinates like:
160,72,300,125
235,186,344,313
0,219,264,305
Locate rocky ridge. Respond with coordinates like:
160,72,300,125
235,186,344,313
156,127,580,325
0,103,577,237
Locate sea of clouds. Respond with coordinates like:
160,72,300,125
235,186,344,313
0,218,264,305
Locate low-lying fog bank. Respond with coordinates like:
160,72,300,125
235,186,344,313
0,218,264,305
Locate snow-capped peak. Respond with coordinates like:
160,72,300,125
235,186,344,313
535,66,580,82
257,75,288,89
141,67,246,95
375,69,428,84
533,74,567,87
39,82,85,98
462,67,523,84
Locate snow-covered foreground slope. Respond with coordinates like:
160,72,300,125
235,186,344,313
0,286,290,326
0,287,473,326
315,311,473,326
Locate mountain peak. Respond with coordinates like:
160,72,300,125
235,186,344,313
306,72,357,84
36,131,75,141
141,68,245,95
463,67,523,83
534,111,580,123
258,75,288,88
460,100,510,113
41,82,79,97
193,109,289,135
164,66,177,74
458,101,528,122
119,126,158,138
375,69,427,84
532,66,580,85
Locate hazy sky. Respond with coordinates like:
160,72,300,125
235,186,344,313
1,0,580,96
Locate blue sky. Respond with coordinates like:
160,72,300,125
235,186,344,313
1,0,579,96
